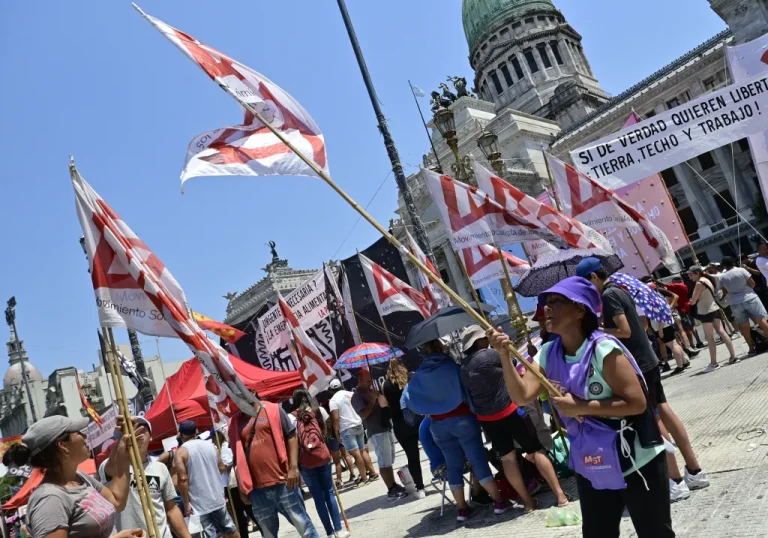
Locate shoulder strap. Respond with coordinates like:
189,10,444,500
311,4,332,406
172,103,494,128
245,407,263,455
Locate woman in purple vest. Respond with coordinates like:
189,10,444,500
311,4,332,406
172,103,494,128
487,276,672,537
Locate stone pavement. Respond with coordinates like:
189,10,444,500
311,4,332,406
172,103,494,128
274,336,768,537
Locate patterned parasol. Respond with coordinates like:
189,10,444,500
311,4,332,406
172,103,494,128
609,272,674,325
334,342,404,370
515,248,624,297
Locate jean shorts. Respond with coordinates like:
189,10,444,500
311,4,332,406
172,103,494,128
340,424,366,451
199,505,237,538
731,295,768,324
369,431,396,468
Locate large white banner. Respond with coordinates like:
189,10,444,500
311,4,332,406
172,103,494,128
571,72,768,186
258,271,328,354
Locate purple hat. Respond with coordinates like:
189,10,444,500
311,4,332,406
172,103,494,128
537,276,602,317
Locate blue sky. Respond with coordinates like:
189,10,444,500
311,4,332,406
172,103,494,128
0,0,727,375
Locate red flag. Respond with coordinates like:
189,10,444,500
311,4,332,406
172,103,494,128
545,152,681,273
192,311,246,344
72,161,259,418
76,372,102,426
277,296,334,396
403,230,451,314
135,6,328,191
461,244,530,288
359,253,430,319
472,162,611,252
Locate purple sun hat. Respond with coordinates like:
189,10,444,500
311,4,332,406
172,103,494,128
537,276,602,317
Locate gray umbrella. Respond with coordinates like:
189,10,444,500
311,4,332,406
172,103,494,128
515,248,623,297
404,302,495,350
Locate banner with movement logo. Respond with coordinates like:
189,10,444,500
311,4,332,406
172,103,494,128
571,72,768,186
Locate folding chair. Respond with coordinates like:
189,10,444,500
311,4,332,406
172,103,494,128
430,462,475,516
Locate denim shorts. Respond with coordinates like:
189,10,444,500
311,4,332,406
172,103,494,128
732,295,768,324
199,505,237,538
369,431,396,468
340,424,366,451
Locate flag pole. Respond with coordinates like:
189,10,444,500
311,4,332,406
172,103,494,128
201,88,560,397
543,154,563,212
408,80,443,173
207,411,241,538
494,244,532,347
102,328,161,538
454,251,490,325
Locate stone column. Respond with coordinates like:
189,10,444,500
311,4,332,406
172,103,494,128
713,146,754,216
673,162,722,228
559,38,578,72
545,42,564,78
516,49,536,87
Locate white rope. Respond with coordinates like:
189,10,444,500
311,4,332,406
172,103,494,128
619,419,649,491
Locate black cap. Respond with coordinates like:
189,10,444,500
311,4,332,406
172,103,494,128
179,420,197,436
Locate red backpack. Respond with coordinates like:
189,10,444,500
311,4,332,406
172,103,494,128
294,408,330,469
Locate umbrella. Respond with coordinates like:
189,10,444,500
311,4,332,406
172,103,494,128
516,248,624,297
333,343,404,370
404,302,495,350
609,272,673,325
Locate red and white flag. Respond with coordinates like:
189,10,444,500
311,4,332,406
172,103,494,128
72,160,259,417
461,244,530,289
422,168,555,249
472,162,612,252
545,152,680,273
278,295,334,396
135,6,328,190
359,253,431,319
403,230,451,314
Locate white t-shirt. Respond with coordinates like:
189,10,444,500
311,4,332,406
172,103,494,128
756,257,768,283
329,390,362,433
219,441,234,488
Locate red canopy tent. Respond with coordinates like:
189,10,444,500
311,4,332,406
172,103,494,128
145,356,302,441
3,459,96,511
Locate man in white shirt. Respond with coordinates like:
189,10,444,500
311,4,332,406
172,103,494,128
755,243,768,283
719,256,768,355
328,379,377,487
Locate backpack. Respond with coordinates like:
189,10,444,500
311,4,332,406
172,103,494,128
294,408,331,469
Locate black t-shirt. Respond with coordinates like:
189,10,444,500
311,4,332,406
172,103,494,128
382,380,405,425
602,282,659,373
351,389,391,436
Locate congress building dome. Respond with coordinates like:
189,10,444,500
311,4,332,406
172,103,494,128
462,0,557,57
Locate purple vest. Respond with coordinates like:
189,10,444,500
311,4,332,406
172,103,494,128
545,331,646,490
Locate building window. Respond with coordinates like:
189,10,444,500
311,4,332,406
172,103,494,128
645,109,656,118
512,21,522,30
500,64,514,87
490,71,504,95
703,77,717,92
481,43,488,51
524,48,539,73
680,90,692,103
525,17,534,24
661,168,678,187
698,151,716,171
715,190,737,220
677,207,699,236
738,138,751,152
666,97,680,109
510,55,525,79
549,41,564,65
537,43,552,68
537,16,546,22
440,268,450,284
500,28,509,37
490,35,498,42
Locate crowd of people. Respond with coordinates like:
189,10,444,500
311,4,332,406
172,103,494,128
10,249,768,538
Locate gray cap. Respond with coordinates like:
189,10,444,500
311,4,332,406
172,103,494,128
688,265,704,274
23,415,90,457
460,325,487,353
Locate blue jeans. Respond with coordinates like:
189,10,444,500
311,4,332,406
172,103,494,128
301,462,342,535
340,424,366,451
200,506,237,538
418,417,445,472
250,484,319,538
430,414,493,490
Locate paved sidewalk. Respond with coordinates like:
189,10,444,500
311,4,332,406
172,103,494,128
273,336,768,537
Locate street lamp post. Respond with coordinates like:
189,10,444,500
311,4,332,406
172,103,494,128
433,108,473,182
4,297,38,423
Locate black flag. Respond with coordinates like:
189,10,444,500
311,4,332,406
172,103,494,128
324,263,356,357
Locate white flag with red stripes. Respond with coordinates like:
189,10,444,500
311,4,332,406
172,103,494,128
135,6,328,190
461,245,530,289
545,153,680,273
72,161,259,417
359,253,430,319
278,295,334,396
403,230,451,314
472,162,612,252
422,168,556,249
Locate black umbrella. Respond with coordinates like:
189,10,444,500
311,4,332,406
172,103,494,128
404,302,495,350
515,248,624,297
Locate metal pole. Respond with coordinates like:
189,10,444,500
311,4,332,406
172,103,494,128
335,0,434,262
4,299,37,423
409,80,443,173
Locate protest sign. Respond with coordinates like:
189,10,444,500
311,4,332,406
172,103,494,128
571,72,768,186
84,405,118,451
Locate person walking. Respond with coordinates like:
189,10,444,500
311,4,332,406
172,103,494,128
401,339,513,523
228,398,319,538
9,415,141,538
380,358,426,499
175,421,239,538
666,276,706,350
717,256,768,355
328,379,378,487
352,370,408,500
689,266,738,370
488,277,674,537
577,258,710,502
101,417,191,538
459,325,568,509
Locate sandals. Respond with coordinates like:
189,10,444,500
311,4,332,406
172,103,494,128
557,493,571,508
523,498,539,514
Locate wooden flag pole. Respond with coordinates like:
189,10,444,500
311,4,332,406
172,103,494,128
227,102,560,397
206,413,241,538
102,328,161,538
455,252,490,325
494,243,533,347
543,155,563,212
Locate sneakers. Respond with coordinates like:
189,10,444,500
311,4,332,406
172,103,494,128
696,342,707,349
494,499,513,515
669,478,692,502
334,531,351,538
456,508,471,523
414,489,426,499
367,473,380,483
749,349,759,357
671,367,685,376
387,485,408,501
354,477,366,488
703,363,721,373
684,468,710,490
684,348,700,358
661,362,672,373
